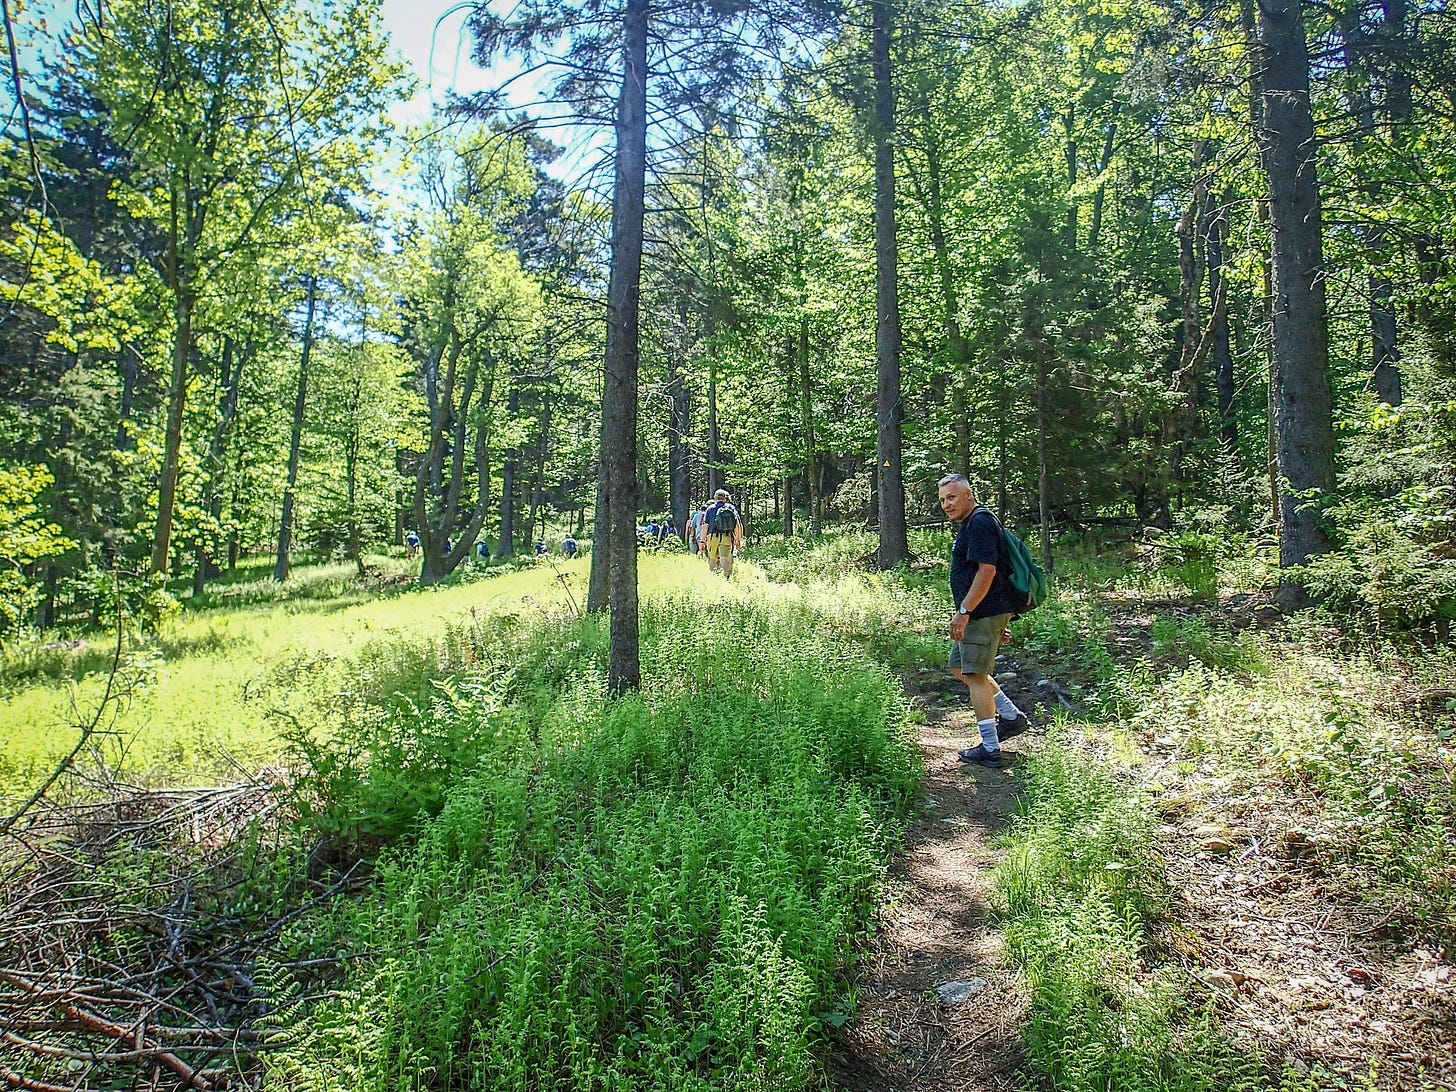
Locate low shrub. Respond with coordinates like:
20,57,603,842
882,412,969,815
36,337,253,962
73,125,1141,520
270,594,919,1090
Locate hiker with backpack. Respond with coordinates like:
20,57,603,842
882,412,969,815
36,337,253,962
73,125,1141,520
937,473,1041,768
702,488,743,578
688,503,708,555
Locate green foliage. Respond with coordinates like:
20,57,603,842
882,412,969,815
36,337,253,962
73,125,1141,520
270,593,918,1089
1300,493,1456,634
0,464,75,639
1148,613,1265,675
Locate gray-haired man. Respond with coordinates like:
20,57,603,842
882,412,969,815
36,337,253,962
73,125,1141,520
937,473,1031,767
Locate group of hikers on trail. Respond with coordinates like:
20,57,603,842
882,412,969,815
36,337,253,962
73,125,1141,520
401,529,580,561
692,488,743,579
405,473,1036,766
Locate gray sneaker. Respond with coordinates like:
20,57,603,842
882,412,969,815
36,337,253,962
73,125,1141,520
957,744,1003,767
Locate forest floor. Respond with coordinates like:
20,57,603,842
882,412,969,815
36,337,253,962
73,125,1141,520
834,595,1456,1092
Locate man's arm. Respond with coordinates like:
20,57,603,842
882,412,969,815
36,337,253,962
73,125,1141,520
961,564,995,614
734,507,743,550
950,563,996,641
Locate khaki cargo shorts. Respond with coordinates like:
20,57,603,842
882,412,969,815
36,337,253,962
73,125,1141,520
949,612,1011,676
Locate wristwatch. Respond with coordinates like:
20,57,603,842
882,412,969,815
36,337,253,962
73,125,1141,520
956,607,969,616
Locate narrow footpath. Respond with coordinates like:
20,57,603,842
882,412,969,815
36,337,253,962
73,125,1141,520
831,673,1039,1092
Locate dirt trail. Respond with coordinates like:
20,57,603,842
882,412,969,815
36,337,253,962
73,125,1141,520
831,679,1035,1092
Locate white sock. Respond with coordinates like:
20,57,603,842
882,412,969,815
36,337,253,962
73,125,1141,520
995,691,1024,720
978,718,1000,752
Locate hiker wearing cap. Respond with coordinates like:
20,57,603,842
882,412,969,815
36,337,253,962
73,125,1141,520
937,473,1031,767
701,488,743,578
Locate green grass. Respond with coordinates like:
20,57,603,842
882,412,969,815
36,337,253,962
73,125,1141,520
264,591,920,1091
0,552,614,796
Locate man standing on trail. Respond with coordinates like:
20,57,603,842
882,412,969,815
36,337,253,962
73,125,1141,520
702,488,743,578
937,473,1031,767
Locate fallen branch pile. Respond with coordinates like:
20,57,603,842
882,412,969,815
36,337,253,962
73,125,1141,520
1,779,300,1091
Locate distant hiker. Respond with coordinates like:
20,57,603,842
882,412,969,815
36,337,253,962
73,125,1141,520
561,532,578,558
405,530,420,559
534,538,548,556
656,517,672,545
702,488,743,578
937,473,1031,768
475,540,489,565
688,504,708,554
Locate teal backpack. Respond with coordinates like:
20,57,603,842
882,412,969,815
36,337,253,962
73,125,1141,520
976,507,1048,614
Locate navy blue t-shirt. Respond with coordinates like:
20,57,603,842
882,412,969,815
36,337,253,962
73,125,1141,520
951,507,1021,620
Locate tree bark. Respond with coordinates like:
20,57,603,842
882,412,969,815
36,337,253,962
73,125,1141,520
274,276,318,583
600,0,649,692
498,384,519,558
667,351,691,537
1205,191,1237,451
872,0,909,568
530,394,552,546
1255,0,1335,601
706,354,721,497
797,317,820,533
194,336,246,595
150,286,194,574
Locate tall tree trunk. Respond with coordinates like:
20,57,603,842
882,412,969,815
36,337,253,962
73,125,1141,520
706,355,721,496
499,384,519,558
1357,0,1408,406
1256,0,1335,602
601,0,649,692
531,394,552,546
872,0,909,568
1242,0,1280,524
1205,191,1237,451
274,277,318,583
194,336,245,595
1166,164,1209,517
1087,120,1117,253
797,317,820,533
1369,246,1401,405
151,287,195,573
667,353,691,536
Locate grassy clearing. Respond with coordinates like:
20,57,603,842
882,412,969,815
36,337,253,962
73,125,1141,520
0,552,600,795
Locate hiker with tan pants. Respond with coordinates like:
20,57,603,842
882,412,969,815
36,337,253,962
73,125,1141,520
701,488,743,578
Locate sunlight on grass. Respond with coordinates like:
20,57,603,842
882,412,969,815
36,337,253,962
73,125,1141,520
0,552,718,796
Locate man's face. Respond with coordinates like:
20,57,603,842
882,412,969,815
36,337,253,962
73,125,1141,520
938,481,974,521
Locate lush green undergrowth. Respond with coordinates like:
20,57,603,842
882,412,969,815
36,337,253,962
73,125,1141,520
990,525,1454,1092
267,592,919,1090
995,740,1271,1092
